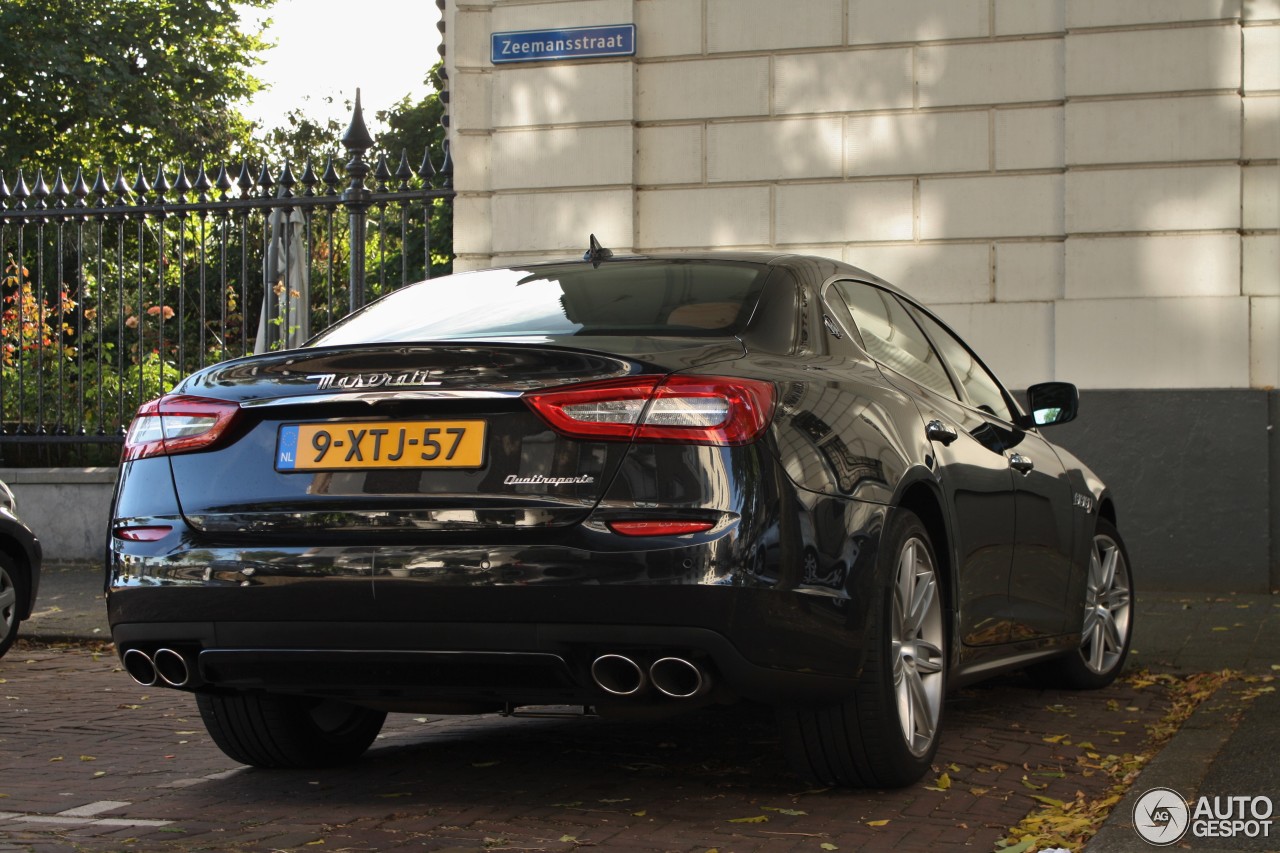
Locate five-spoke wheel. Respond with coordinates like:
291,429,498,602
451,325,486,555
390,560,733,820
778,509,946,788
1032,518,1134,690
891,534,945,758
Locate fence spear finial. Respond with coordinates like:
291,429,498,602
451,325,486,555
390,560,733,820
342,88,375,155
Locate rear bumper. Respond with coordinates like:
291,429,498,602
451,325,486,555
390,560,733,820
110,616,862,706
107,535,879,706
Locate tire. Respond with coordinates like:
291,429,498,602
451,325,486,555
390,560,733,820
197,691,386,768
1032,519,1134,690
778,509,946,788
0,555,27,659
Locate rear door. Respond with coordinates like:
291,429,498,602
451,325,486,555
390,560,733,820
830,281,1017,648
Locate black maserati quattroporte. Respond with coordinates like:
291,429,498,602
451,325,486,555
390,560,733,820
107,249,1133,787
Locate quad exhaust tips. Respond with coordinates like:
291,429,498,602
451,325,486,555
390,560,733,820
650,656,709,699
591,654,647,696
122,648,158,687
590,653,710,699
122,648,193,688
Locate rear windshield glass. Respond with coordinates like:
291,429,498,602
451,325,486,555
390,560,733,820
308,260,770,345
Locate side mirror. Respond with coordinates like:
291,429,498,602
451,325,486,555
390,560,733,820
1024,382,1079,427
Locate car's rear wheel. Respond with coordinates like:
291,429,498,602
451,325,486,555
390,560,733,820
1032,519,1133,689
0,555,27,658
778,509,946,787
196,691,386,768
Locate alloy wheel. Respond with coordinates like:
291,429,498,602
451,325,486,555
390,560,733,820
1080,533,1132,675
890,537,945,757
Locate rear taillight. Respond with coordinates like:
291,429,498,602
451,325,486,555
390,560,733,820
122,395,241,461
524,375,774,446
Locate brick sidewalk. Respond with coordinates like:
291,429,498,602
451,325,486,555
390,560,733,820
1,642,1179,852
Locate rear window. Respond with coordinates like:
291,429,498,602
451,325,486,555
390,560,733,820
309,260,771,346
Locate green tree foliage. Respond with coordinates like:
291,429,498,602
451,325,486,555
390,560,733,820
376,63,452,276
261,63,454,277
0,0,273,174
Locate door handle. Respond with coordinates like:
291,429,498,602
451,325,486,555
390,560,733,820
1008,453,1034,474
925,420,958,446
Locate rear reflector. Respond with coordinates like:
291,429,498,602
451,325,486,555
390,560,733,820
113,525,173,542
524,375,774,445
123,395,241,461
607,520,716,537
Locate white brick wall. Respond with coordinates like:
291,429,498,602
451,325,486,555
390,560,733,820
1066,0,1241,27
776,181,915,244
1065,96,1241,164
996,242,1064,303
1244,236,1280,295
448,0,1280,390
1065,235,1242,299
844,243,991,305
1244,23,1280,91
453,195,493,263
491,0,632,33
918,40,1064,107
707,0,843,52
1243,96,1280,159
919,174,1063,239
709,118,844,182
492,189,633,254
1066,26,1241,96
849,0,988,44
1246,1,1280,21
995,107,1063,170
638,186,771,248
774,49,914,114
637,125,703,185
846,112,989,176
635,0,701,57
994,0,1063,36
492,126,633,190
1253,297,1280,388
493,63,633,127
453,132,491,193
1243,165,1280,228
1055,297,1251,388
1065,166,1241,233
639,57,770,121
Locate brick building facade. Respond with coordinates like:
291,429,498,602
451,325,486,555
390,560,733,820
444,0,1280,590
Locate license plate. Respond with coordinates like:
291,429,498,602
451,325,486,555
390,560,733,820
275,420,487,471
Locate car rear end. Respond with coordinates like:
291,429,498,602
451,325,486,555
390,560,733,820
107,258,865,713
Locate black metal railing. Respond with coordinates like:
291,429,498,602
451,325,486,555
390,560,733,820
0,96,454,464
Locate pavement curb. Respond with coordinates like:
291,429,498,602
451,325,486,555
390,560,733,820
1086,679,1247,853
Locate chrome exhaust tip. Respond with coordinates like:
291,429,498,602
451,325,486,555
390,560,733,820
650,657,708,699
590,654,647,696
152,648,191,688
122,648,158,687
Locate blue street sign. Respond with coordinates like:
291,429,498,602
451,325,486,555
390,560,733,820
491,24,636,64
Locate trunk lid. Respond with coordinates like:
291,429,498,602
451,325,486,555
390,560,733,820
166,339,743,534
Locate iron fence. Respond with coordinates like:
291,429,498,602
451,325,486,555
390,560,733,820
0,98,453,464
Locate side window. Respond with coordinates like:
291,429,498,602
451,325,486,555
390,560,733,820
910,308,1014,422
832,281,957,400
